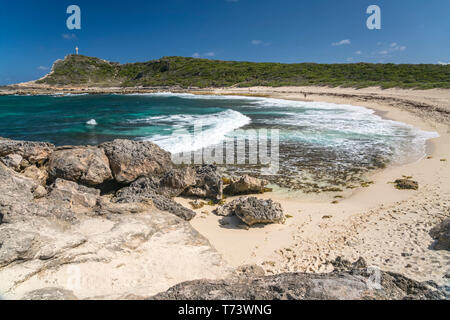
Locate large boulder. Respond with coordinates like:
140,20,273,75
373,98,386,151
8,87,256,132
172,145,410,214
224,175,269,195
183,165,223,201
101,139,172,184
430,219,450,251
213,197,285,227
48,147,113,186
114,179,196,221
150,257,445,300
157,166,197,198
0,138,54,165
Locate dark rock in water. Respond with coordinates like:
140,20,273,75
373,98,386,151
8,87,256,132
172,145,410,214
22,288,79,300
150,257,445,300
430,219,450,251
213,197,285,227
48,147,113,186
101,139,172,184
394,179,419,190
224,175,269,196
0,137,54,166
183,165,223,201
114,179,196,221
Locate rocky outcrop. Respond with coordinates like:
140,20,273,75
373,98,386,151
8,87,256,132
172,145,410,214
224,175,269,196
48,147,113,186
113,178,196,221
1,208,230,299
150,257,445,300
0,162,39,223
430,219,450,251
101,139,172,183
22,165,48,186
0,138,54,166
48,179,100,209
157,166,197,198
213,197,285,227
22,288,79,300
183,165,223,201
0,153,23,171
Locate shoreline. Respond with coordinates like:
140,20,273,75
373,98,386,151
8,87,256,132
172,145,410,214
2,85,449,287
178,86,450,286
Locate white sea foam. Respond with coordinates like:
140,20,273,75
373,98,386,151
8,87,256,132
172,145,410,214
122,92,439,163
137,109,251,154
86,119,98,126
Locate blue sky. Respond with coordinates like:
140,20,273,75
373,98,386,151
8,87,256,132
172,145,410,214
0,0,449,85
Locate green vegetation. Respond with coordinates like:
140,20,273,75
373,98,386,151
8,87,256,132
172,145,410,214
37,54,450,89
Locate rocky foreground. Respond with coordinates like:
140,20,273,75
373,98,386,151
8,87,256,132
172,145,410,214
0,137,447,300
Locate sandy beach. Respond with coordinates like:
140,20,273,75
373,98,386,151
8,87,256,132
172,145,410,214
1,84,449,293
172,86,450,286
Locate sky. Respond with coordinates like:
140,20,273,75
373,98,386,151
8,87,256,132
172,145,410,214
0,0,449,85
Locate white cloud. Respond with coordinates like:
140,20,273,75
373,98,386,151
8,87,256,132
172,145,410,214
37,66,50,71
251,40,271,46
438,61,449,65
355,51,362,55
332,39,351,46
62,33,77,40
192,52,215,58
378,43,406,55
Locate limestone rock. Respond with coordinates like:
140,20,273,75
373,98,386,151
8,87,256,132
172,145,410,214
101,139,172,183
0,153,23,171
183,165,223,201
23,165,48,186
22,288,79,300
0,211,230,300
213,197,285,226
0,162,37,223
157,166,197,198
430,219,450,251
150,257,445,300
0,138,54,165
114,180,196,221
48,147,113,186
224,175,269,195
47,179,100,209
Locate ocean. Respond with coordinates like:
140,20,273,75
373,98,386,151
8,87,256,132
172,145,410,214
0,93,439,191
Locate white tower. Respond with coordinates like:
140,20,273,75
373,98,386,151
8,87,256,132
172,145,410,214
75,46,79,55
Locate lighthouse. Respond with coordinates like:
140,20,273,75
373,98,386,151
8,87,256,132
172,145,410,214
75,46,79,55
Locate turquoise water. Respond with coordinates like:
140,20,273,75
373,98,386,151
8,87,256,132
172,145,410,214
0,92,439,189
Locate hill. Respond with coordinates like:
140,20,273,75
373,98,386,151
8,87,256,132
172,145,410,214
36,55,450,89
